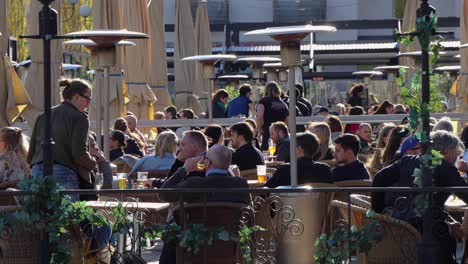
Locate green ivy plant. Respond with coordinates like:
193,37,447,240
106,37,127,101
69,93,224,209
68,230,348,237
314,210,384,264
144,223,264,263
0,175,108,263
224,85,240,101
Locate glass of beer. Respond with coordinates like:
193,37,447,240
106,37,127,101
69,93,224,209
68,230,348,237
197,154,206,170
117,173,127,190
95,173,103,190
268,139,276,156
257,165,267,183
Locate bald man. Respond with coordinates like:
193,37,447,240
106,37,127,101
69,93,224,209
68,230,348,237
125,114,147,151
159,144,249,203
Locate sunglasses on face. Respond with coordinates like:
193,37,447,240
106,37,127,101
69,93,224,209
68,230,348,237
77,93,92,102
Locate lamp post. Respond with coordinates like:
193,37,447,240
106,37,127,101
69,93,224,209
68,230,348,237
64,30,148,158
181,54,237,123
374,65,409,103
351,71,383,107
244,25,336,186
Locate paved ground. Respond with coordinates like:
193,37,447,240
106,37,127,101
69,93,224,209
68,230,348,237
141,239,163,264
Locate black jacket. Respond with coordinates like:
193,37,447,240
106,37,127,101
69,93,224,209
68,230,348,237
232,143,265,171
332,160,370,182
265,157,333,188
159,168,249,203
276,137,290,163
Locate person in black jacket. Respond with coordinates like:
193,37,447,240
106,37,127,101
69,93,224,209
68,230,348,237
348,83,364,107
295,83,313,115
265,132,332,188
332,134,370,182
230,122,265,171
371,130,468,264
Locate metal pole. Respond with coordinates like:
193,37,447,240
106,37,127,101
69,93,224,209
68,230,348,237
103,67,110,159
39,2,57,263
288,66,297,186
95,70,102,150
208,78,214,122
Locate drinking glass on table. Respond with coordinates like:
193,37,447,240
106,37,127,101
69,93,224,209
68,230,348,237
257,165,267,183
268,139,276,156
137,172,149,189
117,173,127,190
95,173,103,190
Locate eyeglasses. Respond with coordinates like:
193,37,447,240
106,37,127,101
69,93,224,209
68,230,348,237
78,93,92,102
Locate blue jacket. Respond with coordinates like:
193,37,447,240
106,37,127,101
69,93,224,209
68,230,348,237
227,95,251,117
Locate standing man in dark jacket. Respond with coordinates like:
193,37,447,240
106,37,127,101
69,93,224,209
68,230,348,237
230,122,264,171
227,84,253,118
265,132,332,188
331,134,370,182
295,83,313,115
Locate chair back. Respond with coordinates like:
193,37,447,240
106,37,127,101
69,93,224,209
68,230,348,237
350,194,371,209
333,180,372,202
240,169,257,180
173,202,246,264
331,200,421,264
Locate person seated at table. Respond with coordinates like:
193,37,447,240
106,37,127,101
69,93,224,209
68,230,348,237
146,130,208,188
264,132,332,188
357,123,373,155
127,131,178,177
244,119,261,149
371,130,468,264
125,114,147,152
88,132,112,189
230,122,264,171
269,121,290,162
158,144,249,264
203,124,225,148
159,144,249,203
308,122,334,161
0,127,30,185
109,130,127,162
113,118,144,157
332,134,370,182
176,109,196,139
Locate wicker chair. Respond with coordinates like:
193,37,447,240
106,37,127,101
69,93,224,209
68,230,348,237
173,202,246,264
350,194,371,209
333,180,372,202
331,200,421,264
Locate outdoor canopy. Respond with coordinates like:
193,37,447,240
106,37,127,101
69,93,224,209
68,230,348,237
174,0,202,115
0,0,31,128
22,0,62,130
194,0,212,114
148,0,172,112
121,0,157,120
399,0,420,73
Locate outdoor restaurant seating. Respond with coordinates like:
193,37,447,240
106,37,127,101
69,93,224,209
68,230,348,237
331,200,421,264
173,202,245,264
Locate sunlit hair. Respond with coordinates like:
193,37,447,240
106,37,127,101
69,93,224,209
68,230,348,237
155,130,178,157
264,81,282,98
308,122,334,160
0,127,30,175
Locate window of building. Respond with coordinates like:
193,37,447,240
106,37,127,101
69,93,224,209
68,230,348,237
191,0,228,24
273,0,326,23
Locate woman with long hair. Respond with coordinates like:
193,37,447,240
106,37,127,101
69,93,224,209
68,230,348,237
348,83,364,107
368,123,396,170
28,79,96,200
211,89,229,118
257,81,289,150
372,100,395,115
326,115,343,141
0,127,30,183
203,125,224,148
308,122,334,161
382,125,410,166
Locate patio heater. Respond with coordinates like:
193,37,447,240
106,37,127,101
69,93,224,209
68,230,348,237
263,62,288,84
374,65,409,104
245,25,336,186
217,74,250,87
236,57,281,104
181,54,237,123
351,71,383,107
63,30,148,158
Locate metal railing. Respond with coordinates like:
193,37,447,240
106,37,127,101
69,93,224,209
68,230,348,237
0,186,465,264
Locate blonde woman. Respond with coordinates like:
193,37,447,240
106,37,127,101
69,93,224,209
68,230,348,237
0,127,30,184
308,122,334,161
127,131,178,176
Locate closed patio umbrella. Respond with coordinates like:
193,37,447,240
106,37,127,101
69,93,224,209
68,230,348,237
121,0,156,120
399,0,420,72
174,0,201,115
91,0,128,123
0,0,31,127
194,0,212,114
148,0,172,112
458,0,468,112
22,0,62,129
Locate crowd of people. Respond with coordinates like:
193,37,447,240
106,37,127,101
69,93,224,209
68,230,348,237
1,77,468,263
